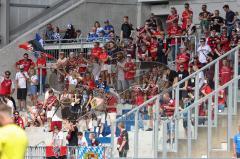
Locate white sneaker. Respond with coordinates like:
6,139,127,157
99,134,103,137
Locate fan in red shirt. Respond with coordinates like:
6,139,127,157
148,37,159,61
77,53,88,75
16,53,35,72
219,59,233,86
13,111,25,129
124,54,136,88
168,22,182,46
161,92,175,117
181,3,193,30
91,42,103,58
176,45,190,71
0,71,15,96
166,7,179,32
66,52,78,72
133,87,145,106
82,72,95,90
36,53,47,76
207,30,220,53
105,91,118,128
220,28,230,53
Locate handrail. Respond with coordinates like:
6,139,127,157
171,75,240,119
174,45,240,87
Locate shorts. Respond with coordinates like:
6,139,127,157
28,85,37,96
51,121,62,131
101,64,108,71
17,88,27,100
107,112,117,125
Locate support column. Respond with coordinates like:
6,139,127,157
0,0,10,46
136,2,142,28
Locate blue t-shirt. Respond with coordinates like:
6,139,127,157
234,133,240,153
104,25,114,34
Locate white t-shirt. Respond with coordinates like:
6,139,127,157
78,136,88,146
197,44,211,64
6,99,14,114
198,71,205,89
52,131,64,146
66,75,77,85
15,71,29,88
30,75,38,86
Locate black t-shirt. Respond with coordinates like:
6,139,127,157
167,70,178,84
121,23,133,39
68,126,78,146
177,70,189,88
226,10,236,26
210,16,224,32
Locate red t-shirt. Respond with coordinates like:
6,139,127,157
106,95,117,113
91,47,103,58
77,58,87,74
220,34,230,53
199,103,206,116
124,61,136,80
0,78,12,95
82,78,95,90
176,53,190,71
181,10,193,30
163,99,175,117
148,40,158,59
16,59,35,72
207,36,220,52
36,57,47,76
98,52,108,63
167,14,179,31
135,95,144,106
14,116,24,129
219,66,233,85
168,26,182,45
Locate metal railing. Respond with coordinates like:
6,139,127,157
162,75,240,158
109,46,239,158
25,146,109,159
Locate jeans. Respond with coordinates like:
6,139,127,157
117,80,127,92
138,112,144,130
125,79,134,89
227,25,234,37
237,152,240,158
38,75,46,93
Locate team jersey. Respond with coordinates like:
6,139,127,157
91,47,103,58
168,26,182,45
124,61,136,80
166,14,179,31
219,66,233,85
36,57,47,76
181,10,193,30
148,40,158,60
16,59,34,72
0,124,28,159
176,53,190,71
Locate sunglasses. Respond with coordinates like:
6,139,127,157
14,114,19,116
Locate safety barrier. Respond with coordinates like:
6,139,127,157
109,46,239,158
25,146,109,159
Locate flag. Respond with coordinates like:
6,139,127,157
18,34,44,52
19,33,55,59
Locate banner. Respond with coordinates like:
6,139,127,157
46,146,67,158
78,146,105,159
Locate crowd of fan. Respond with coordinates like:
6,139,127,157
0,3,239,149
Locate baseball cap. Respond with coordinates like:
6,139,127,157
200,38,205,42
127,54,131,57
179,45,186,49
